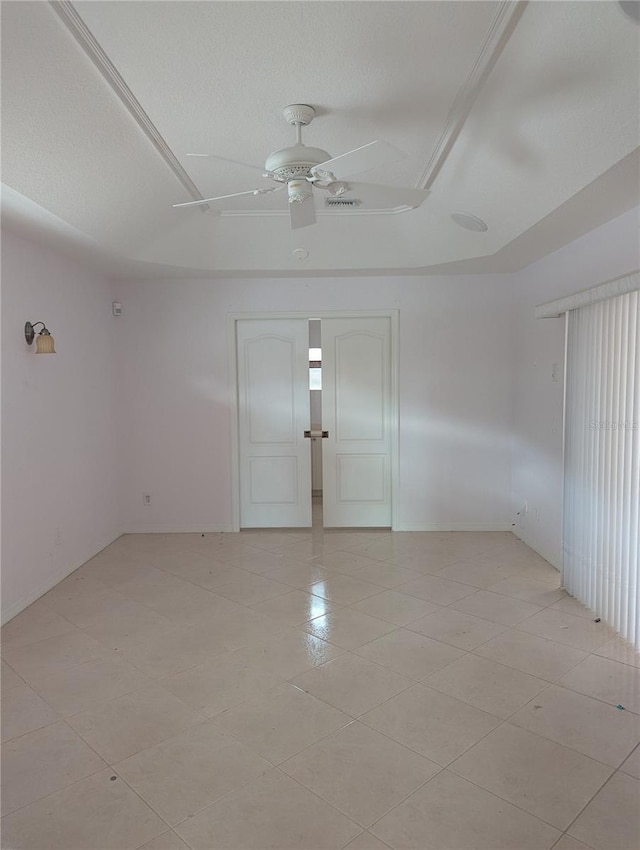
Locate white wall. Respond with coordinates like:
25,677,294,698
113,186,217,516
1,230,120,623
4,205,635,623
112,274,515,533
511,206,640,567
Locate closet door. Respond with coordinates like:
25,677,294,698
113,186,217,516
322,317,392,527
237,319,311,527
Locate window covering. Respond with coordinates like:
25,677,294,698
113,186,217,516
563,289,639,648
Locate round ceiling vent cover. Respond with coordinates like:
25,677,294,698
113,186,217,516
451,211,489,232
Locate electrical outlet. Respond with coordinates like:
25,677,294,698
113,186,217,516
143,493,151,506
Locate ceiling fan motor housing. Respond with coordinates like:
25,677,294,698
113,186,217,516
265,144,331,182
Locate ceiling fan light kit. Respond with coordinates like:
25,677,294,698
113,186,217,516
175,104,430,230
287,180,313,205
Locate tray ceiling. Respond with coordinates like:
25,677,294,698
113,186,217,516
1,0,639,277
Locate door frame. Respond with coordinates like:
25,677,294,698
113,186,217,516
228,310,399,532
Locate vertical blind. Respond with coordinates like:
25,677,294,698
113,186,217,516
563,289,639,648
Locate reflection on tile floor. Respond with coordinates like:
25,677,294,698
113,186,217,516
2,519,639,850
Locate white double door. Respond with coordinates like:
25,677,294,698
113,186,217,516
237,316,392,528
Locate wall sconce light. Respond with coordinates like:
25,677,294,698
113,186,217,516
24,321,56,354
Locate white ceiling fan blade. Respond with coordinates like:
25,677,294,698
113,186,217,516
187,152,273,177
289,197,316,230
311,140,404,181
173,186,282,208
343,182,429,209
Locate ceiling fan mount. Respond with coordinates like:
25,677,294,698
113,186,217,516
175,103,430,229
264,105,331,183
282,103,316,126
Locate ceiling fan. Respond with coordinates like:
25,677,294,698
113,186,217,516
173,104,429,230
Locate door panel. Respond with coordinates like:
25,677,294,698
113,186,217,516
237,319,311,527
322,317,392,527
337,454,386,502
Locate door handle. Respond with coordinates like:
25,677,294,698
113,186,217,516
304,430,328,438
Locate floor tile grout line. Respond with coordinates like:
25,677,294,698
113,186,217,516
355,695,503,771
542,675,640,716
0,656,29,682
550,829,597,850
275,760,433,838
113,737,281,839
551,763,629,847
442,758,572,836
2,545,597,641
349,640,472,684
206,674,453,814
4,594,131,649
500,680,640,762
65,710,208,765
0,734,110,819
454,707,618,774
22,649,162,706
15,623,627,771
296,604,406,629
340,831,394,850
364,755,565,840
133,829,187,850
208,680,357,759
468,626,592,660
38,574,210,634
401,617,509,653
4,531,637,850
16,640,630,820
417,670,637,768
398,600,617,657
48,677,216,755
8,597,629,710
285,675,416,727
423,661,640,740
167,763,364,843
0,711,62,746
0,760,174,834
172,643,428,720
430,676,556,725
451,639,591,685
94,764,176,839
449,713,626,839
5,699,566,848
287,633,514,762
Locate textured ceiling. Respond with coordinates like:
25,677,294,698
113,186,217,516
1,0,639,276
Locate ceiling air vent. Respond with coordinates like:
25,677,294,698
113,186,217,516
325,197,360,207
451,211,488,232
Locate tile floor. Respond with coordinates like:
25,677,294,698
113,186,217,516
2,509,639,849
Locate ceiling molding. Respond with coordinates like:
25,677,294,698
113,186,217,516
49,0,207,209
219,207,415,219
417,0,528,190
535,269,640,318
